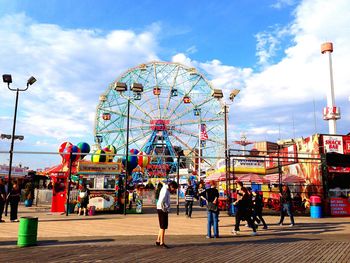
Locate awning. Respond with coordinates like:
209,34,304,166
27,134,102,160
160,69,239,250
235,173,269,184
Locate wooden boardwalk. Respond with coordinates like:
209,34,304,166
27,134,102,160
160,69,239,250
1,205,350,262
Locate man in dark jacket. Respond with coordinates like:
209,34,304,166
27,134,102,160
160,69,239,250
252,190,268,229
278,185,295,226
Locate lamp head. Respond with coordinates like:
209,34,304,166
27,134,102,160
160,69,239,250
27,76,37,86
2,74,12,84
212,89,223,99
229,89,240,101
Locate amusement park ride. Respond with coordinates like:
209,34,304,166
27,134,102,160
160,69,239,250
94,62,226,178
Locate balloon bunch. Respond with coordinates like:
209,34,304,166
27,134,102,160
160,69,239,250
122,149,150,172
58,142,91,164
91,145,117,163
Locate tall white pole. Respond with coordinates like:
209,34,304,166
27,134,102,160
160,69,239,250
321,42,340,135
327,51,336,134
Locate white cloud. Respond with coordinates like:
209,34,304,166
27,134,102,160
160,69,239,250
171,0,350,139
0,14,159,150
240,0,350,109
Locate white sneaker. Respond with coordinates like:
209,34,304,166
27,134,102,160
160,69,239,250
289,224,295,227
250,232,257,236
279,223,283,226
232,230,239,235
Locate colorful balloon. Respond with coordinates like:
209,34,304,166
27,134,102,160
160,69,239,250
91,149,106,163
103,145,116,162
58,142,73,163
69,145,81,162
77,142,90,159
122,155,138,172
130,148,139,155
137,151,150,168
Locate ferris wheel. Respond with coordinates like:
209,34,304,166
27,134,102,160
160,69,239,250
94,61,225,174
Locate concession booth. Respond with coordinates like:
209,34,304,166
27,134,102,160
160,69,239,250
77,161,122,212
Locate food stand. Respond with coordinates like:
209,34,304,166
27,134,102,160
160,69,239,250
323,135,350,216
77,161,122,212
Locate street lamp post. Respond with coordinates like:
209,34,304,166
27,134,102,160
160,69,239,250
2,74,36,216
114,82,143,215
212,88,240,215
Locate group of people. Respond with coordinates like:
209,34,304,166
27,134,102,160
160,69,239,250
0,179,21,223
155,180,296,248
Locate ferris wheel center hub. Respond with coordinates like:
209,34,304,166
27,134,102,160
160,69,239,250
150,119,170,131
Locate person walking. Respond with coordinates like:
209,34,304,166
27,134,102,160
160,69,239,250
252,190,268,229
232,182,257,236
197,182,205,207
8,182,21,222
156,181,178,249
0,179,6,223
185,180,195,218
278,185,295,226
78,184,90,216
200,180,219,238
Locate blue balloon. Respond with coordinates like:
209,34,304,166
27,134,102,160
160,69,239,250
122,155,138,172
77,142,90,159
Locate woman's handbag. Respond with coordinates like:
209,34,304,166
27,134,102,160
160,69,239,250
207,202,218,212
206,192,218,212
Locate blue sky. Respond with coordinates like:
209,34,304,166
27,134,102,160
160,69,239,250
0,0,349,169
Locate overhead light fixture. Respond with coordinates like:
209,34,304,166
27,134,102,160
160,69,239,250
229,89,240,101
27,76,37,86
212,89,223,99
2,74,12,84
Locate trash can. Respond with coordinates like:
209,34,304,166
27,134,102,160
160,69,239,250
310,195,322,218
17,217,38,247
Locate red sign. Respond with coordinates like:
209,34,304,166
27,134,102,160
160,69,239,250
343,136,350,155
150,120,170,131
323,135,344,154
330,198,350,216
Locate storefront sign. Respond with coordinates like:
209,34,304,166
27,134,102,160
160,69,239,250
231,157,265,174
0,164,27,178
77,161,121,174
330,197,350,216
323,135,344,154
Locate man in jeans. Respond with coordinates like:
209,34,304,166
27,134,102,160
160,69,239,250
200,181,219,238
278,185,295,227
156,181,178,249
